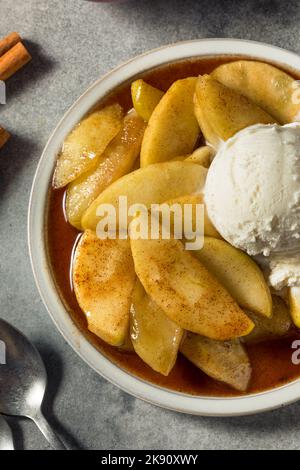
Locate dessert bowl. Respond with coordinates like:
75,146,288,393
28,39,300,416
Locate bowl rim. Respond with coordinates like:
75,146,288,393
28,38,300,416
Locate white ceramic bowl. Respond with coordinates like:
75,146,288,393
28,39,300,416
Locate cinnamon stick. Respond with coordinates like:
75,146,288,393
0,41,31,81
0,32,21,57
0,127,10,149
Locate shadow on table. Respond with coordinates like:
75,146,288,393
0,134,39,204
0,39,57,205
6,415,25,450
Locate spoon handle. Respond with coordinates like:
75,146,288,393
32,411,66,450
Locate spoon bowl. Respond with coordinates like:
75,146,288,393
0,318,66,449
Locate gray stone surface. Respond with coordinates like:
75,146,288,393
1,0,300,450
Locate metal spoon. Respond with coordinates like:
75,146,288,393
0,318,66,450
0,415,14,450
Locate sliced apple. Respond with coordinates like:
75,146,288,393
140,78,199,166
185,146,214,168
171,155,187,161
194,75,276,145
212,60,300,124
289,287,300,328
243,296,292,343
194,94,220,149
72,230,136,346
53,104,123,189
165,194,221,239
193,237,272,317
130,280,184,375
66,110,146,230
131,79,164,122
130,222,254,340
82,161,207,231
180,333,251,392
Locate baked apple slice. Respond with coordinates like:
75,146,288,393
72,230,136,346
130,221,254,341
131,79,164,122
140,78,199,166
194,75,276,146
130,280,184,375
194,94,220,149
180,333,252,392
164,194,221,239
289,287,300,328
185,146,214,168
53,104,123,188
243,296,291,344
81,161,207,231
212,60,300,124
66,110,146,230
193,237,272,317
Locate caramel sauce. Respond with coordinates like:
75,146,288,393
46,56,300,397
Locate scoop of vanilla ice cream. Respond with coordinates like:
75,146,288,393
205,124,300,289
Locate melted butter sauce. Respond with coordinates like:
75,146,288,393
46,56,300,397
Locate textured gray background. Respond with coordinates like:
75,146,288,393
1,0,300,451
